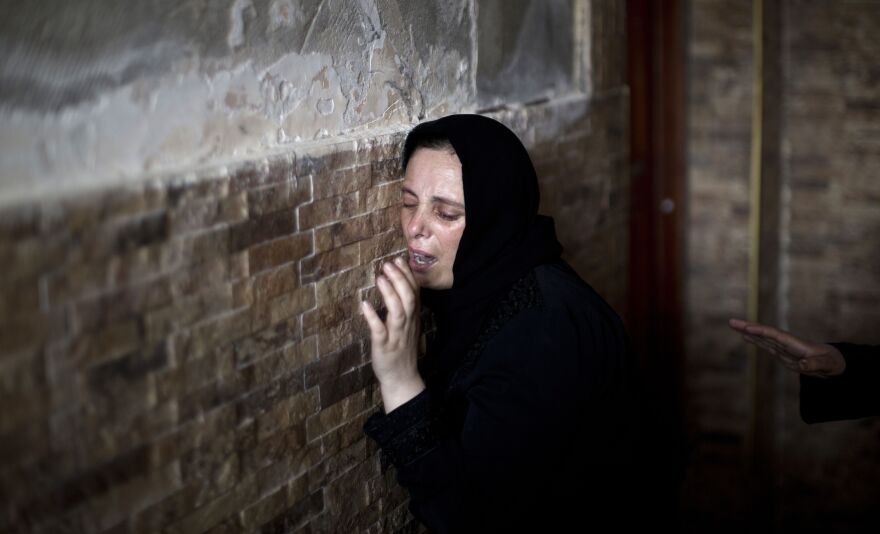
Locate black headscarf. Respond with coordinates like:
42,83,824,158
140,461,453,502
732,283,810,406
402,114,563,385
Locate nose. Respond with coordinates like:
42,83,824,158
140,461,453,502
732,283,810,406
405,206,429,239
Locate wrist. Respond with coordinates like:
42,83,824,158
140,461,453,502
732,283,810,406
379,377,426,413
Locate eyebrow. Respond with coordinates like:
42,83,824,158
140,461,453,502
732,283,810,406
401,186,465,209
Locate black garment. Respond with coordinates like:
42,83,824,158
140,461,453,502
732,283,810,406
363,114,637,531
364,261,636,532
800,343,880,423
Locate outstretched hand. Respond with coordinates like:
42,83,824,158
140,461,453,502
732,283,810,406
361,256,425,412
728,318,845,377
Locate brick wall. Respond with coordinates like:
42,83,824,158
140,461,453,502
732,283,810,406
682,0,754,527
777,1,880,529
0,133,415,533
683,0,880,530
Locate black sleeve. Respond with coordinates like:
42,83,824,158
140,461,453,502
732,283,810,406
363,306,618,533
799,343,880,423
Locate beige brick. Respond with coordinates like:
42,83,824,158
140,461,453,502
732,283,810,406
315,264,370,306
252,263,299,303
300,243,360,284
305,389,368,442
365,182,401,211
312,166,371,201
298,191,363,230
313,214,373,253
248,232,312,274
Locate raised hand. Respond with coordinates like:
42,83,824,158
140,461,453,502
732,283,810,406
728,318,846,377
361,256,426,412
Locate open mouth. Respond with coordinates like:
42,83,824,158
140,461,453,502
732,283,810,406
409,249,437,269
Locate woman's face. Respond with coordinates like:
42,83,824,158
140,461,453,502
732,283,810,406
400,147,466,289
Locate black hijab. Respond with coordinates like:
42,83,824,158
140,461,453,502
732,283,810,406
402,114,563,384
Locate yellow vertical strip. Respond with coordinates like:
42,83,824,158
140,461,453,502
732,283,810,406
746,0,763,470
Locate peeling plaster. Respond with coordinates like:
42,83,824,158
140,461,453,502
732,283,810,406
0,0,579,206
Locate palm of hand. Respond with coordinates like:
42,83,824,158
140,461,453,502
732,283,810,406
728,319,846,377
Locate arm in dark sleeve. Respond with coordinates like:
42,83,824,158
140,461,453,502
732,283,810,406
800,343,880,423
364,305,622,533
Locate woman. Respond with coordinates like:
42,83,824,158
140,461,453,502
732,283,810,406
361,114,637,532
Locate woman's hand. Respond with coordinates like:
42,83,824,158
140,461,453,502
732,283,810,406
728,318,846,377
362,256,426,412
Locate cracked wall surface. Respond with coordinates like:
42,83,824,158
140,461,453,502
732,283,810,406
0,0,575,207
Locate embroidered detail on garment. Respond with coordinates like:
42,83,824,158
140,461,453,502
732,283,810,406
363,389,438,470
443,270,543,400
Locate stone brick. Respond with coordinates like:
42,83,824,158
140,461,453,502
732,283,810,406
162,475,258,534
168,193,247,235
255,388,320,441
305,390,368,442
251,285,315,332
312,165,371,201
178,226,231,267
236,367,305,424
300,243,360,285
62,319,141,370
369,158,401,186
313,214,373,253
319,460,376,525
73,276,173,335
318,365,373,410
233,317,299,368
370,206,399,234
150,403,237,466
317,318,355,357
302,295,358,339
314,264,370,305
295,140,358,178
358,231,405,264
180,429,242,508
297,191,363,230
248,232,312,274
321,411,371,461
258,490,324,534
176,308,252,360
238,484,288,531
45,260,112,306
228,210,297,252
251,442,322,500
155,347,235,402
247,177,310,217
365,182,401,211
144,284,234,343
304,342,362,391
251,263,300,303
177,373,246,424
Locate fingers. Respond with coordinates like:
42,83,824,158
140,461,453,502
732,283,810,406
394,256,418,292
730,318,812,359
728,318,750,332
380,260,418,317
375,274,404,327
361,300,387,342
